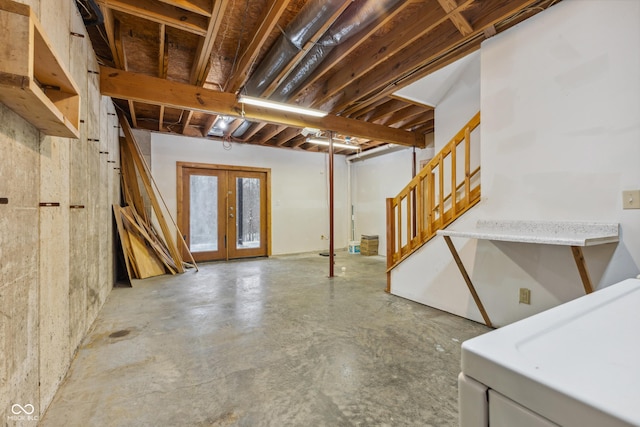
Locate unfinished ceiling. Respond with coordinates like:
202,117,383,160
83,0,561,154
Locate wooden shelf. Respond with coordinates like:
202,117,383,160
0,0,80,138
437,220,619,327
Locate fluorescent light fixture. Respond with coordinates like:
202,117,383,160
238,95,328,118
307,137,360,151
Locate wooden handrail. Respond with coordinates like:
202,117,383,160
386,112,481,286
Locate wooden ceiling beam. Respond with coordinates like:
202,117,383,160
113,18,138,127
224,0,290,94
99,6,122,68
201,114,218,137
260,0,353,98
290,137,309,149
190,0,230,85
352,98,389,121
273,127,301,146
127,101,139,129
158,24,168,78
367,99,409,123
389,94,435,111
184,0,230,138
113,18,126,69
100,67,424,147
286,0,413,102
283,135,307,149
412,120,435,135
307,0,475,110
394,112,435,129
240,122,268,142
333,0,540,116
180,110,194,134
483,24,497,39
157,0,213,17
256,124,286,144
97,0,209,36
158,23,168,131
378,105,430,127
437,0,473,36
340,35,480,116
226,118,244,137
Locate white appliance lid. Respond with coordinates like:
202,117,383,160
461,279,640,427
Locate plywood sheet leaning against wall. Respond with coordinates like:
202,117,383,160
114,110,197,281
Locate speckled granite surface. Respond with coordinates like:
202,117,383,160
438,220,619,246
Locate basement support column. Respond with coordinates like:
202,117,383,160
412,146,417,238
329,131,335,278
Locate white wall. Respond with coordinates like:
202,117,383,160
391,0,640,326
151,133,349,255
434,50,481,150
350,148,412,254
348,49,480,258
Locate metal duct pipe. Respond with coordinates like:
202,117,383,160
271,0,402,102
231,120,253,138
243,0,347,97
232,0,346,139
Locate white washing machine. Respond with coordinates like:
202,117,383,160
459,278,640,427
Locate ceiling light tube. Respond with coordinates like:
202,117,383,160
238,95,328,118
307,137,360,151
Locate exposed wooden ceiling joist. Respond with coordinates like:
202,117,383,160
224,0,290,94
97,0,210,35
157,0,213,17
260,0,353,98
273,127,301,147
335,0,542,116
100,67,424,148
241,122,269,142
437,0,473,36
284,0,414,103
86,0,560,153
190,0,230,85
308,0,476,112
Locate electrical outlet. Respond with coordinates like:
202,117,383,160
623,190,640,209
519,288,531,305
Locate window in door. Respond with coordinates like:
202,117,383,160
177,163,270,262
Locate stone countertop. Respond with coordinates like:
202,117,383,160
437,220,619,246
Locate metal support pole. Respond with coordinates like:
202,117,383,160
329,131,335,278
412,146,417,238
412,146,417,177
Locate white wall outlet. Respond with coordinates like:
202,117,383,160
623,190,640,209
519,288,531,305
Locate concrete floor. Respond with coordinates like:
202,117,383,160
41,253,489,426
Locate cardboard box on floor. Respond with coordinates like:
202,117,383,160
360,235,378,256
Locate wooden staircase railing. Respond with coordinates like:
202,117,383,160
386,112,481,290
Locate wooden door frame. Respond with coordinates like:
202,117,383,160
177,162,272,260
179,167,227,261
226,169,268,259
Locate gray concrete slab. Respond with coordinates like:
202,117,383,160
41,253,490,426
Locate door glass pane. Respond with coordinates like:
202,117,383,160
190,175,218,252
236,177,260,249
